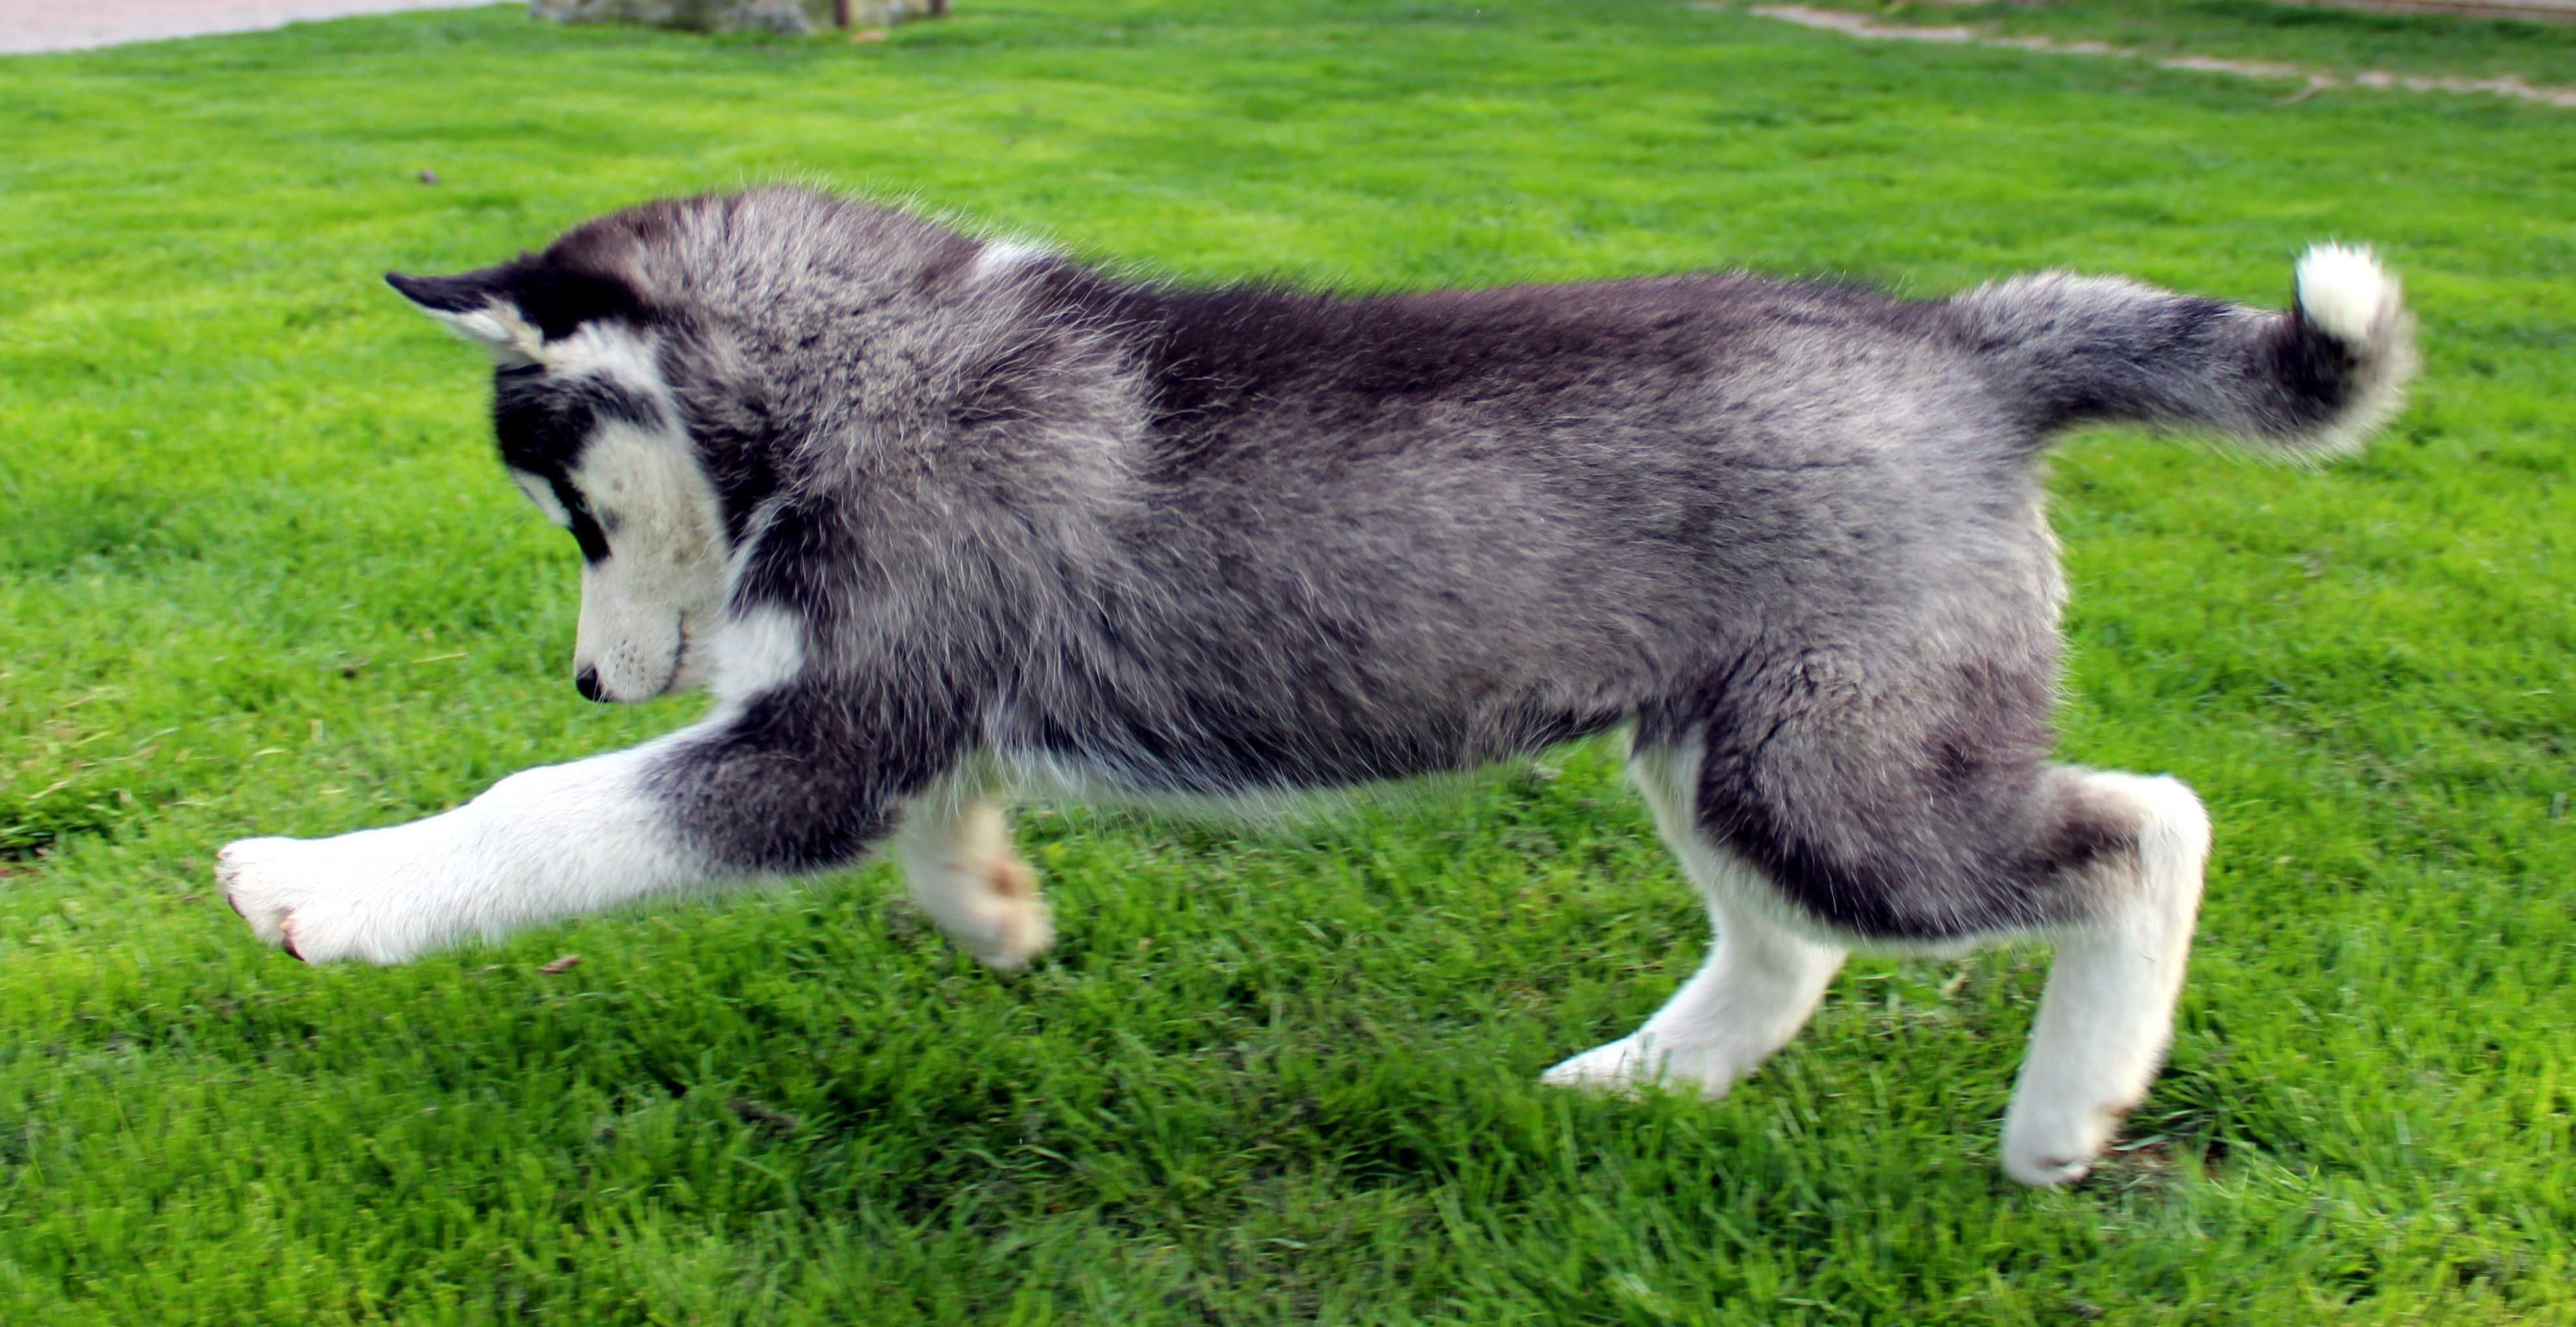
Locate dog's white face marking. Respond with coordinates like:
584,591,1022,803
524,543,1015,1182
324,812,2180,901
419,291,789,705
512,471,571,526
515,411,731,704
539,318,674,388
477,320,733,704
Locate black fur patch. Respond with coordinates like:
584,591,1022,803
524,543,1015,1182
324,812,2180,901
492,375,662,564
386,258,646,341
2262,310,2359,429
648,679,967,874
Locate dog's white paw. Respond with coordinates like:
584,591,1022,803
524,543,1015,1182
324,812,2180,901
1540,1036,1745,1100
900,801,1058,974
1541,1037,1656,1096
952,852,1054,973
217,830,440,965
1999,1092,2125,1187
218,837,314,955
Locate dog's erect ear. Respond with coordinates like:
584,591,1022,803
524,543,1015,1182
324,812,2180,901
387,263,546,366
386,259,643,367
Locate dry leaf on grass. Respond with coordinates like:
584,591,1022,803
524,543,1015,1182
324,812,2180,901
727,1097,800,1136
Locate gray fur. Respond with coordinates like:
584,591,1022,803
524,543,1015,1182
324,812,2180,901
431,188,2412,942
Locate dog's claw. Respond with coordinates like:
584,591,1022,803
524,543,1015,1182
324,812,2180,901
218,837,326,960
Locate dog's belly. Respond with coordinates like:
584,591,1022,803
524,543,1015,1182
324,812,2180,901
990,688,1636,801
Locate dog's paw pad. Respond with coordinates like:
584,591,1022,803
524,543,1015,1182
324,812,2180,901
967,886,1054,974
985,855,1035,900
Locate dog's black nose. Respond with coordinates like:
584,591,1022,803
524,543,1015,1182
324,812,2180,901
575,666,607,703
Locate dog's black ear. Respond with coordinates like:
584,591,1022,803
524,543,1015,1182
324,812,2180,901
385,269,500,312
386,260,545,365
386,258,642,365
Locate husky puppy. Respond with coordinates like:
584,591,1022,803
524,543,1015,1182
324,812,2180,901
218,188,2414,1184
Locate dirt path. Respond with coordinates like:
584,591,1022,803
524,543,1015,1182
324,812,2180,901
3,0,500,56
1736,3,2576,108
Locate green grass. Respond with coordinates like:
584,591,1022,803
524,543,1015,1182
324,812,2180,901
2,1,2571,1322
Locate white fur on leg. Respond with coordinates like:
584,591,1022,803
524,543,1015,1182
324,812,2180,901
217,734,708,964
1543,889,1845,1096
2001,773,2210,1187
1545,741,1848,1096
894,798,1053,972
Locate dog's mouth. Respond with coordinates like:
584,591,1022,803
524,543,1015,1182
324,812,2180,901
660,618,697,696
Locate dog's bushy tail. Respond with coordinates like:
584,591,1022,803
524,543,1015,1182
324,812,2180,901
1948,245,2417,459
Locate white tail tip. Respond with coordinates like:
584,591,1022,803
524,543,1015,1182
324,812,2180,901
2295,243,2399,345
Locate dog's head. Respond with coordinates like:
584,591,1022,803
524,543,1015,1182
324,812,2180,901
387,254,730,704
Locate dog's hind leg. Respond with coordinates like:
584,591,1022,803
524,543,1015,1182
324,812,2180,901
1999,769,2209,1186
894,795,1054,973
1539,700,2208,1184
1541,742,1847,1097
1709,737,2207,1186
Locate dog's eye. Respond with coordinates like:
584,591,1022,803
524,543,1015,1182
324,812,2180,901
528,475,612,562
543,477,592,521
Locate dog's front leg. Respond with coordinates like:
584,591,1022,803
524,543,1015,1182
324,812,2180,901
217,738,703,964
219,689,944,964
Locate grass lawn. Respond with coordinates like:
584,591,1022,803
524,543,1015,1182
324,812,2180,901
2,1,2570,1321
1780,0,2576,85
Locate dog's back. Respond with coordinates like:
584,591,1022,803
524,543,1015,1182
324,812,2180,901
860,228,2410,818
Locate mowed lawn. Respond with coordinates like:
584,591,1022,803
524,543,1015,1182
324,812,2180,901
1,1,2570,1321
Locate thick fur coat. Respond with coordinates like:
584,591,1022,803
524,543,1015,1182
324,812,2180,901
219,188,2415,1184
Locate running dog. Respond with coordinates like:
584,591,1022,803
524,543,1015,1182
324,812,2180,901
218,188,2414,1185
